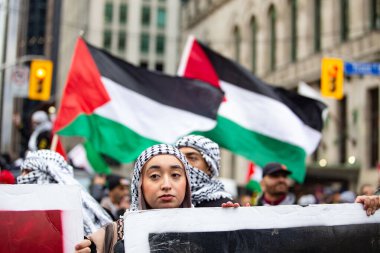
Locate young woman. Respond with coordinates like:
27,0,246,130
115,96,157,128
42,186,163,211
17,149,112,235
75,144,193,253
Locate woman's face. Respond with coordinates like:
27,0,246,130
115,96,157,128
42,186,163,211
141,154,187,209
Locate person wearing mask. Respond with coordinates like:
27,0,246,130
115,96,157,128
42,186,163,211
175,135,233,207
17,150,112,235
256,162,295,206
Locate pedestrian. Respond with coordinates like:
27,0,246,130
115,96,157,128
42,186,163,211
256,162,296,206
28,111,52,151
100,174,130,220
175,135,233,207
17,149,112,235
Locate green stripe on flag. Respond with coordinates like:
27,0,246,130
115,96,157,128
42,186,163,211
83,141,111,174
197,116,307,183
58,114,159,163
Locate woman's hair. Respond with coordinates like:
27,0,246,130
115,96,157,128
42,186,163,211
129,144,193,211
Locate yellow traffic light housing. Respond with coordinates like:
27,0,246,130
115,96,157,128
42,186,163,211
321,58,344,100
29,59,53,101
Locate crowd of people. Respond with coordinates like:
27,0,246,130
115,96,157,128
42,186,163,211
1,129,380,252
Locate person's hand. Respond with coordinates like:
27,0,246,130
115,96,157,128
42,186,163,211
74,239,91,253
221,201,250,208
93,174,106,186
355,195,380,216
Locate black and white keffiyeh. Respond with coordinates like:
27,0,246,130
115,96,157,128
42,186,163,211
176,135,221,177
130,144,192,211
176,135,232,205
17,150,112,235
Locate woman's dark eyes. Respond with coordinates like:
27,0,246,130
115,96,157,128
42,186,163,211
150,174,160,179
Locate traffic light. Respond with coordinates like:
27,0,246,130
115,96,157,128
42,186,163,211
321,58,344,99
29,59,53,101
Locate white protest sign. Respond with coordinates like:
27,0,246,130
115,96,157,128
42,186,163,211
124,204,380,252
0,185,83,253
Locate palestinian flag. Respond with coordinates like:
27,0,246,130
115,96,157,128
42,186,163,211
68,141,111,175
54,38,223,163
178,36,327,182
245,162,262,193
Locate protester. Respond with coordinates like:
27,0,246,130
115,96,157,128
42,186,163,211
75,144,193,253
100,174,130,220
28,111,52,151
75,144,240,253
89,174,108,202
175,135,233,207
256,162,296,206
17,150,112,235
359,184,375,196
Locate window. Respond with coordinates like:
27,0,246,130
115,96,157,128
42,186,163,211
290,0,297,62
118,31,126,51
340,0,349,41
157,8,166,28
250,17,257,73
140,33,150,53
141,6,151,26
155,62,164,72
103,30,112,49
233,26,241,63
268,5,276,71
156,35,165,54
338,96,347,164
140,61,148,69
368,87,379,168
370,0,380,30
314,0,322,52
119,4,127,24
104,3,113,23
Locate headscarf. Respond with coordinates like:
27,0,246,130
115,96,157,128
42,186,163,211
176,135,232,205
130,144,192,211
28,111,52,151
17,150,112,235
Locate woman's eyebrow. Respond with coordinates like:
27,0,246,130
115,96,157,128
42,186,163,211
146,165,161,170
170,165,183,169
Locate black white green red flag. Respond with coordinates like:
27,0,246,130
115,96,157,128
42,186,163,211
53,38,224,163
178,36,327,182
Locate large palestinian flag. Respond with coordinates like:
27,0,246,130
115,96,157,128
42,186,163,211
54,38,224,163
178,36,327,182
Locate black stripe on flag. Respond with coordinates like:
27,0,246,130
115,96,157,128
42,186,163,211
149,223,380,253
86,43,224,120
198,42,327,132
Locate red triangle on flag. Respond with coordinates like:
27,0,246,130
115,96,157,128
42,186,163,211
246,162,255,183
182,38,220,89
53,37,110,133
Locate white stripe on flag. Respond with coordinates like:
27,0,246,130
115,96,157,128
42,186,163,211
95,77,217,143
219,80,321,154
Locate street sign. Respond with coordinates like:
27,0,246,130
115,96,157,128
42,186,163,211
344,62,380,76
11,66,29,97
321,58,344,100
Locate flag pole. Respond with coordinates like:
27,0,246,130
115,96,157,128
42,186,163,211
51,134,58,151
